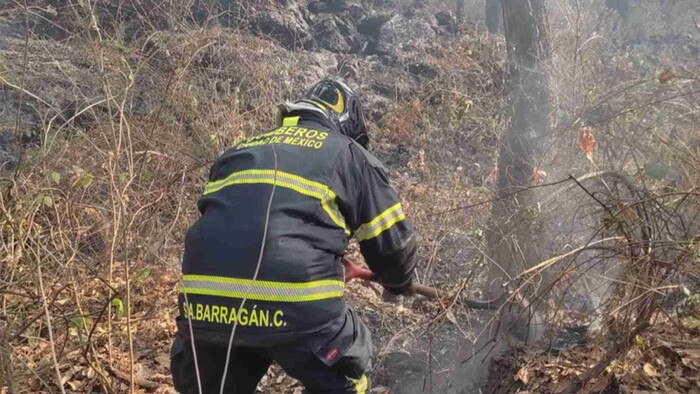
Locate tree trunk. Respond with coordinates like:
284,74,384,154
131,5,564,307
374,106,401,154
485,0,501,33
456,0,465,23
485,0,550,341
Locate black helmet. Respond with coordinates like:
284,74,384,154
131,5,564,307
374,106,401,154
277,79,369,148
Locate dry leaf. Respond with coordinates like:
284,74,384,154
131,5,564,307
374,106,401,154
658,67,676,84
155,353,171,368
589,376,613,392
677,348,700,358
579,127,596,163
485,165,498,186
531,168,547,185
515,366,530,384
445,309,458,325
643,363,658,377
621,205,639,223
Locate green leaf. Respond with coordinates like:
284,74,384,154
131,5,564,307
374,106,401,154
50,172,61,184
69,316,91,329
69,317,83,328
71,165,94,189
77,173,94,190
43,196,54,208
133,267,152,281
142,168,153,182
111,297,125,319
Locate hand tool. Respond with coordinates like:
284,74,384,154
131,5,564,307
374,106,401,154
342,257,504,310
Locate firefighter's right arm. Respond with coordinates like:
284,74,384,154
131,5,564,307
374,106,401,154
337,143,418,294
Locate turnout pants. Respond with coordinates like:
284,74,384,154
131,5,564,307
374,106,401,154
171,309,372,394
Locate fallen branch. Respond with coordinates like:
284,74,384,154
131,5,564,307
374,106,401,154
516,236,625,279
107,367,161,391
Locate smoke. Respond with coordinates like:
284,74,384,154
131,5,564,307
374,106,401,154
396,1,700,392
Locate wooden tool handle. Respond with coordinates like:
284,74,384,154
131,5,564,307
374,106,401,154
343,257,442,298
409,283,442,299
342,257,504,310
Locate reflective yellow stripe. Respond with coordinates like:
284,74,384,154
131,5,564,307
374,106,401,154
203,169,349,235
310,100,327,110
349,375,368,394
180,288,344,302
282,116,299,126
181,275,345,302
362,203,401,228
184,275,343,289
354,203,406,242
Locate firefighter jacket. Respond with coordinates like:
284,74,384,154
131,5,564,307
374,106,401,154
177,112,418,346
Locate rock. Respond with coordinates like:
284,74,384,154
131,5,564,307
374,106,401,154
305,50,339,81
308,0,348,13
308,0,330,13
357,12,393,54
313,15,353,52
406,62,438,79
434,10,457,35
346,2,365,19
370,81,396,97
251,2,313,49
0,34,104,171
357,13,392,35
376,14,438,56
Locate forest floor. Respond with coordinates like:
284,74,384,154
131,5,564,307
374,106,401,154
1,1,699,393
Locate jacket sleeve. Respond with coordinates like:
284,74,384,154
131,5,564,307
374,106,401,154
336,142,418,293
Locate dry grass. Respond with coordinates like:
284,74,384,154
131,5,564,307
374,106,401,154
0,0,698,393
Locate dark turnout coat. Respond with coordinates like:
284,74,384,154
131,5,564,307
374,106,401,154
177,112,417,346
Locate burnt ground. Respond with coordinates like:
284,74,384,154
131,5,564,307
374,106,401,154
1,1,509,392
1,0,699,393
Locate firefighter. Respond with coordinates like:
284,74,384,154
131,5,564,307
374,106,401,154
171,79,418,393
